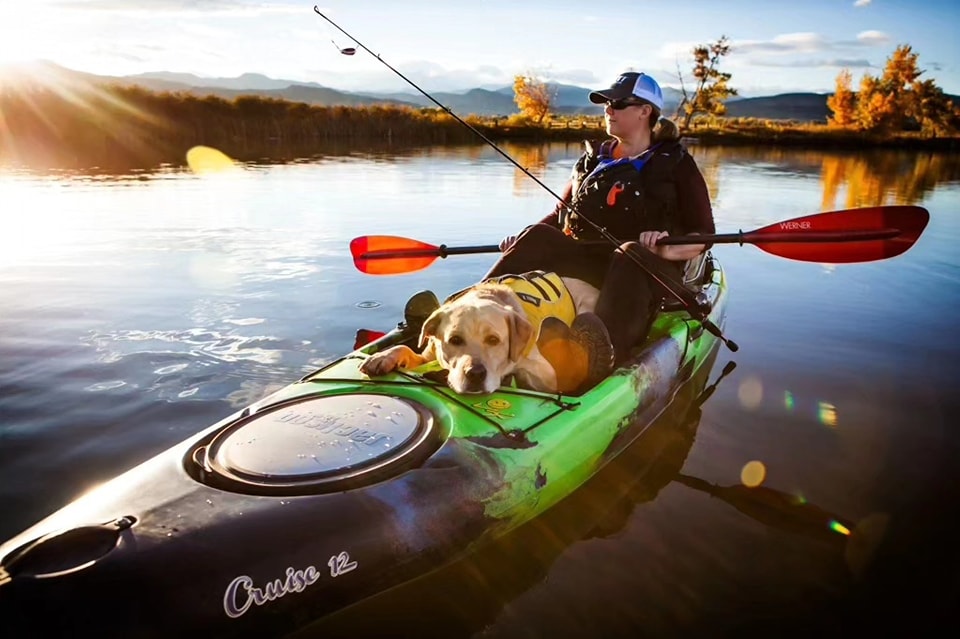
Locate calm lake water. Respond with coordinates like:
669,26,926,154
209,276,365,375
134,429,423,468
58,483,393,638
1,141,959,636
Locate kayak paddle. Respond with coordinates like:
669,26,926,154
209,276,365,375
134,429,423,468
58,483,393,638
350,205,930,275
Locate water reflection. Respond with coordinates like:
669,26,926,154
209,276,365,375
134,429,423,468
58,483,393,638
3,142,954,208
1,141,955,636
291,349,869,639
688,144,960,206
819,151,960,208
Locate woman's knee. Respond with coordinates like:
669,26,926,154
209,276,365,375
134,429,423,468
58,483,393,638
613,241,651,265
519,223,564,243
510,223,571,253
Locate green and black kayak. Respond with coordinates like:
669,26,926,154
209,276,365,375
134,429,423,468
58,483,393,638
0,254,728,638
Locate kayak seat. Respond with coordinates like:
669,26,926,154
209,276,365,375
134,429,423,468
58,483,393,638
402,290,441,336
660,251,712,313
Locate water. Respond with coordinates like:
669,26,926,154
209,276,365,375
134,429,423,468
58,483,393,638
1,142,959,635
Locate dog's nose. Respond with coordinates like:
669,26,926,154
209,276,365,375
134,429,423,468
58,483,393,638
465,364,486,385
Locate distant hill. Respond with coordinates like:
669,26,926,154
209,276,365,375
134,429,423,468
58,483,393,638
364,88,515,115
546,82,686,115
124,71,326,91
0,61,422,109
723,93,832,122
722,91,959,123
8,61,952,123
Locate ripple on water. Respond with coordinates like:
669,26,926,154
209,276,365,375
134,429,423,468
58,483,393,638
77,326,304,404
84,380,127,392
154,363,189,375
86,327,287,366
223,317,265,326
242,261,318,283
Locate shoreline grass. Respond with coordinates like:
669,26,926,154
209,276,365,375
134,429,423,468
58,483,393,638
2,86,957,171
476,115,960,151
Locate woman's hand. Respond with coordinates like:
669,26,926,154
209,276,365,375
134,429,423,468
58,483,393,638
499,234,518,252
638,230,669,258
639,231,705,261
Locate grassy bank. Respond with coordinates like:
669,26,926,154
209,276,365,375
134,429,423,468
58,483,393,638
482,115,960,151
1,85,957,170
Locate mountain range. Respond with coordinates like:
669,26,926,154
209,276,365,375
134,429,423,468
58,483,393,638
5,61,839,122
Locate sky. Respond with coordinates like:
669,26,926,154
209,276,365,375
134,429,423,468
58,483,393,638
0,0,958,97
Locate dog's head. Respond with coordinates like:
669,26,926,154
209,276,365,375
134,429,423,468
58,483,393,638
418,285,534,394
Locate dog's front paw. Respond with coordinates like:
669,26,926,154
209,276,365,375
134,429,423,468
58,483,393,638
359,350,402,376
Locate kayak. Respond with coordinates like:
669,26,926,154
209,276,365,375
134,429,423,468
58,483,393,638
0,253,728,638
304,339,728,637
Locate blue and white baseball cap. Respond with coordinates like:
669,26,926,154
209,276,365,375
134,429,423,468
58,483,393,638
588,72,664,110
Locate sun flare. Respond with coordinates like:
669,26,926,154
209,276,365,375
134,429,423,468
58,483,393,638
0,5,41,66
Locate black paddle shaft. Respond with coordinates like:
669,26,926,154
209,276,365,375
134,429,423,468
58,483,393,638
656,228,901,246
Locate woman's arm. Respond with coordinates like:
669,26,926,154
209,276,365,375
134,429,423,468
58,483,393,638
646,154,715,261
641,231,705,261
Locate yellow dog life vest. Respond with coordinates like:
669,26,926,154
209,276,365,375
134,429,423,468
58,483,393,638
484,271,577,329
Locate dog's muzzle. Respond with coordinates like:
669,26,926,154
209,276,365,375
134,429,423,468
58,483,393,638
463,363,487,392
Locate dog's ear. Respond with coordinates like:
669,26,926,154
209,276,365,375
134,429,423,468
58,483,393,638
507,309,535,363
418,308,446,350
484,287,517,309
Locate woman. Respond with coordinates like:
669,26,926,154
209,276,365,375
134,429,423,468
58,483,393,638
484,71,715,391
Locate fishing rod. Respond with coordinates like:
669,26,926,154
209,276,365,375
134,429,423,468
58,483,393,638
316,8,569,205
312,6,738,352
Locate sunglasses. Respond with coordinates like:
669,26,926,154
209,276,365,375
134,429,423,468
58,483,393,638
605,99,649,111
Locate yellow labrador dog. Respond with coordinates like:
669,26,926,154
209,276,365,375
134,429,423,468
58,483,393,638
359,272,599,394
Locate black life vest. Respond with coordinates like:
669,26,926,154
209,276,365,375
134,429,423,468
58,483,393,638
562,139,686,242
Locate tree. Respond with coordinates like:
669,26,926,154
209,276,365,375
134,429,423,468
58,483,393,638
856,74,899,132
677,36,738,130
826,69,857,127
512,74,554,123
880,45,922,93
911,78,960,136
827,44,958,135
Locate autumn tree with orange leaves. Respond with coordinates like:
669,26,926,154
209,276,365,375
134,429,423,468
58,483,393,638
826,70,857,127
512,73,555,123
827,45,959,135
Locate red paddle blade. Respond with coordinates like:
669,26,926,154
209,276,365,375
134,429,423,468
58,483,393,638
750,205,929,263
349,235,441,275
354,328,387,349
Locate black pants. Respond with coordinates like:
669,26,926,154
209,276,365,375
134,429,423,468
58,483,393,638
483,224,683,363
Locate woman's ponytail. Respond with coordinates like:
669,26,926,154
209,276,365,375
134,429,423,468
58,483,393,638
652,117,680,142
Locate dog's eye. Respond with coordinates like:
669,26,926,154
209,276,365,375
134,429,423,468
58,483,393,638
484,335,501,346
448,335,464,346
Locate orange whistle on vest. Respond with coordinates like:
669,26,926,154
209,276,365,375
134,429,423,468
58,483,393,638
606,181,625,207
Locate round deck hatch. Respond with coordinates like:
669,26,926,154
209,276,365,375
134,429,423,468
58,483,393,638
194,394,438,494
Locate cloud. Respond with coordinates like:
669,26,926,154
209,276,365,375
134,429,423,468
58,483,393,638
309,61,518,93
54,0,232,9
693,30,894,79
855,30,890,45
548,68,600,85
89,48,148,63
854,0,871,7
734,33,827,55
52,0,303,16
729,30,890,57
304,62,597,94
749,57,874,69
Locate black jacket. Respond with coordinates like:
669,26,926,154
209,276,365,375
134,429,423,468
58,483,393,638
562,139,688,242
